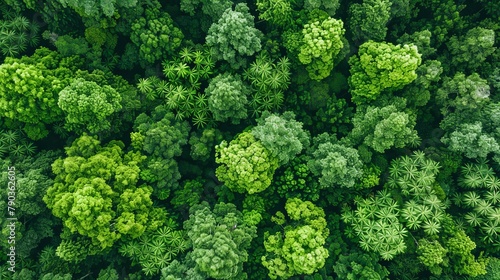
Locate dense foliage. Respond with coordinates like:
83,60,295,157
1,0,499,279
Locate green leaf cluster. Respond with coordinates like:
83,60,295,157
256,0,293,27
348,103,420,153
58,78,122,134
120,226,189,276
308,141,363,189
252,111,309,165
0,48,78,139
333,251,389,280
43,134,164,252
298,16,345,81
262,198,330,279
453,161,500,245
183,202,257,279
447,27,496,72
206,73,250,124
349,0,391,42
274,155,320,201
133,105,190,199
189,128,222,161
205,3,262,69
0,15,38,58
348,41,422,104
130,8,183,65
215,131,278,194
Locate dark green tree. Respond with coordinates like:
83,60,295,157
205,3,263,69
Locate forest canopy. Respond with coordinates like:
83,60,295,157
0,0,499,279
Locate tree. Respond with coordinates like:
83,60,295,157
58,78,122,134
273,155,321,201
56,0,137,18
348,41,422,104
417,239,448,275
453,161,500,246
0,48,77,139
441,122,499,160
180,0,232,21
215,132,278,194
251,111,310,166
183,202,257,279
132,105,190,199
0,151,61,260
262,198,330,279
43,134,166,254
308,140,363,189
205,3,262,69
436,72,491,118
347,103,420,153
349,0,391,42
243,53,291,114
0,15,39,59
447,27,496,72
256,0,293,27
205,73,250,124
387,151,446,235
130,8,183,65
341,189,407,260
333,251,390,280
189,128,223,161
119,225,189,276
298,15,346,80
303,0,340,16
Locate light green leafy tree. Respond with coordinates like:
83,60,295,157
215,131,278,194
206,3,262,69
298,16,345,80
348,41,422,104
256,0,293,27
43,134,165,255
58,78,122,134
0,47,78,140
262,198,330,279
417,239,448,275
